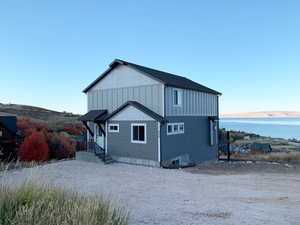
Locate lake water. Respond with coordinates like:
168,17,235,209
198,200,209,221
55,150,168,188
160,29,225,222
220,118,300,140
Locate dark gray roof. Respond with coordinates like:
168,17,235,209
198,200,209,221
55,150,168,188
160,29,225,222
104,101,166,123
83,59,221,95
79,110,108,122
0,116,17,133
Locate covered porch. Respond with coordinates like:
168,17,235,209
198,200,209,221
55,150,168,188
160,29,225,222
79,110,108,153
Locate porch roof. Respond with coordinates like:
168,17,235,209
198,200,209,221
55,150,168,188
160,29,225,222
79,110,108,122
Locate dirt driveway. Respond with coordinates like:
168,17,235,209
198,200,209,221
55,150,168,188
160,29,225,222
1,152,300,225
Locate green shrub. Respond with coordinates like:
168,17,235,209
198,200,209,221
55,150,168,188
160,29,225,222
0,183,128,225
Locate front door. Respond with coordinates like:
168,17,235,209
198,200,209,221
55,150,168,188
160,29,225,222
94,124,104,149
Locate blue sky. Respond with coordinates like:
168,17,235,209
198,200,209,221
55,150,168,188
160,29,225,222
0,0,298,114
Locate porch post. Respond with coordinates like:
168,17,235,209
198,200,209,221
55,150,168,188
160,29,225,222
95,122,106,136
82,121,94,137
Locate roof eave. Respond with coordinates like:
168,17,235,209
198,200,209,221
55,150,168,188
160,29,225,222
165,84,221,96
83,60,123,93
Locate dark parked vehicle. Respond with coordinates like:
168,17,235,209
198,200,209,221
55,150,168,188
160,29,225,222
0,116,24,161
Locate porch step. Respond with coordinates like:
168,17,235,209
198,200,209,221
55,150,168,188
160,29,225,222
104,159,115,164
95,152,105,159
95,152,115,164
89,141,115,164
104,155,115,164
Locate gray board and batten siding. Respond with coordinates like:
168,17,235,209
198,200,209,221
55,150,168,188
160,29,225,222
88,85,219,117
88,84,163,115
160,116,218,162
165,87,219,117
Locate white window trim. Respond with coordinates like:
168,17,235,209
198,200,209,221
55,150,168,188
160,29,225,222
131,123,147,144
167,123,184,135
108,123,119,133
173,88,182,107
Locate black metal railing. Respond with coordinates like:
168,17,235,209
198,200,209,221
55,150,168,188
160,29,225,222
88,141,104,155
218,130,231,161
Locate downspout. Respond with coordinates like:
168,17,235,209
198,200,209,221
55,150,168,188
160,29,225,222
158,122,161,164
105,121,108,155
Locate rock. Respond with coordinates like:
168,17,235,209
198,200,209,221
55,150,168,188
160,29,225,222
284,163,293,168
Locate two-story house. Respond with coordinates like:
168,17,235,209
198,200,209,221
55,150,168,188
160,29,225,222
80,59,221,167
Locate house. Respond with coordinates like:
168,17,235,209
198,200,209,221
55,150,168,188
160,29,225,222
0,116,18,160
80,59,221,167
250,143,272,154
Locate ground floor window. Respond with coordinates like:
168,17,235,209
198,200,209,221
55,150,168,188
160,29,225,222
167,123,184,135
131,123,147,144
210,120,218,146
108,124,119,133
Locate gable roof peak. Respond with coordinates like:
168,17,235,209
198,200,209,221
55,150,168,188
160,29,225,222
83,59,221,95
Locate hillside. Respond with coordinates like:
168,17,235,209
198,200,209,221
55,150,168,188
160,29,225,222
221,111,300,118
0,103,82,129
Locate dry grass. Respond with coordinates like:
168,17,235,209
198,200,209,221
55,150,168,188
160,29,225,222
0,161,39,172
232,152,300,163
0,158,77,172
0,160,60,172
0,182,128,225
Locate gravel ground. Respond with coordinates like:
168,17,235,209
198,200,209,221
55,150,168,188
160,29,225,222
1,152,300,225
185,160,300,175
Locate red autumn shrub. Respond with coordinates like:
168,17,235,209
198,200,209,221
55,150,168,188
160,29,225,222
18,131,49,162
62,123,86,136
47,133,76,160
17,117,47,134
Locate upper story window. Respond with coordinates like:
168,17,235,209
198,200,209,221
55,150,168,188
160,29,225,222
173,89,182,106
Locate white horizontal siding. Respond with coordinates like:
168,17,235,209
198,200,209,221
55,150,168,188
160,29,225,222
165,87,218,116
109,105,155,121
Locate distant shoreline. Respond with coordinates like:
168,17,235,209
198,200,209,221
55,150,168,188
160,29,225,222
221,111,300,118
221,116,300,119
220,117,300,140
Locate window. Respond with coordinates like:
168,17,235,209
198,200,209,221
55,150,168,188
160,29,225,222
108,124,119,133
131,123,146,144
0,129,3,137
173,89,182,106
167,124,173,133
174,124,178,132
167,123,184,135
210,120,218,146
179,123,184,132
